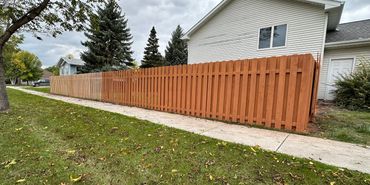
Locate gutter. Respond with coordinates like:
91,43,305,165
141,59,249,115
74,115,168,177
325,38,370,49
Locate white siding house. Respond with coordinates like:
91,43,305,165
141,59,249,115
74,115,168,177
185,0,329,63
57,57,85,76
183,0,370,100
318,20,370,99
319,46,370,100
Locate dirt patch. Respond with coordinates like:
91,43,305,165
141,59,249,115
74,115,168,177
308,101,336,133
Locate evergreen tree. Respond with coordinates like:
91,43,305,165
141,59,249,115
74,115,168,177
141,27,165,68
165,25,188,66
81,0,134,72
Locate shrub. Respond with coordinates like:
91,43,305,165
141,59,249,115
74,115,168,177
334,57,370,110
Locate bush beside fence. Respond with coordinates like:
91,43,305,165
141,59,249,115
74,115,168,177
51,54,320,132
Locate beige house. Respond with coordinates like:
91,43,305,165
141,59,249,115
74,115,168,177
183,0,370,100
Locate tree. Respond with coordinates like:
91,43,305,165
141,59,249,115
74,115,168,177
81,0,134,72
5,56,25,85
5,51,43,85
2,30,24,83
165,25,188,66
141,26,165,68
45,65,60,76
1,28,23,66
0,0,103,111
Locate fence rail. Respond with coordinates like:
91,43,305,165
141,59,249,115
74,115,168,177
51,54,320,132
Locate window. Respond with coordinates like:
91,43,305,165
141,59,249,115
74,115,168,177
259,24,287,49
259,27,272,49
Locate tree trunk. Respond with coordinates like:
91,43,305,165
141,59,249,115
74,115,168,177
0,46,10,112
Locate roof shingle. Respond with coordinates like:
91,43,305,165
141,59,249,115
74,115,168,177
326,19,370,43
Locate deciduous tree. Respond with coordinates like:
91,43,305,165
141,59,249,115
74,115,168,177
12,51,43,85
0,0,103,111
45,65,59,76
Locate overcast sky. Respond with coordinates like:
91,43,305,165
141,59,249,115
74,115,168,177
19,0,370,67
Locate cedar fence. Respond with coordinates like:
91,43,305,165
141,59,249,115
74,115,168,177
51,54,320,132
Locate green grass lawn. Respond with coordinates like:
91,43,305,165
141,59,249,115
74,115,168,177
23,85,370,147
1,89,369,185
24,86,50,93
312,106,370,146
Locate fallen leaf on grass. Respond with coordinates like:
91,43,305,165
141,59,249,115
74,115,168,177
15,127,23,131
216,142,227,147
66,150,76,155
171,169,178,173
209,175,214,181
70,175,82,182
330,182,335,185
289,172,302,180
16,179,26,183
5,159,17,168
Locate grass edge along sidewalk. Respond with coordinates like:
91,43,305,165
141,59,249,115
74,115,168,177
24,86,370,146
0,88,369,184
13,86,370,174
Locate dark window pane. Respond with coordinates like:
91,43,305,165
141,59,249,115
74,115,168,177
259,27,272,49
273,24,287,47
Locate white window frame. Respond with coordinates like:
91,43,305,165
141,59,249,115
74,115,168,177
257,24,288,50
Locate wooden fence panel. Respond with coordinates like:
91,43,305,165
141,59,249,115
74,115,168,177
51,73,102,101
50,54,319,132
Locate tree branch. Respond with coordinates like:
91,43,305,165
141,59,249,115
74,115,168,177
0,0,51,46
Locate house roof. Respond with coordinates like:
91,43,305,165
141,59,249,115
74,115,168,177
183,0,344,39
57,57,84,67
42,70,53,79
326,19,370,43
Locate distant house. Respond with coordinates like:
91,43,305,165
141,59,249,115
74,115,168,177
183,0,370,100
42,70,53,80
57,57,85,76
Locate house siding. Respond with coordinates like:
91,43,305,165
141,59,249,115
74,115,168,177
70,65,78,75
59,63,79,76
187,0,327,63
59,63,71,76
318,46,370,99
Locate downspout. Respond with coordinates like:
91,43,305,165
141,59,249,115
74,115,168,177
321,13,329,63
321,13,329,100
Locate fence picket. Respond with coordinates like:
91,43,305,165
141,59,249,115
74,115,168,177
51,54,318,132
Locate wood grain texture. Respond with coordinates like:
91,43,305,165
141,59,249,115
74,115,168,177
51,54,319,132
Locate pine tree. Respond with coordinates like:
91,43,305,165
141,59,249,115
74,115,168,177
81,0,134,72
165,25,188,66
141,27,165,68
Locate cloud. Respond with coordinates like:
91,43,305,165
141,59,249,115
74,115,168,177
341,0,370,23
19,0,370,67
19,0,219,67
20,32,86,67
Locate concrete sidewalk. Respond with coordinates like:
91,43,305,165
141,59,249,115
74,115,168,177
9,86,370,174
